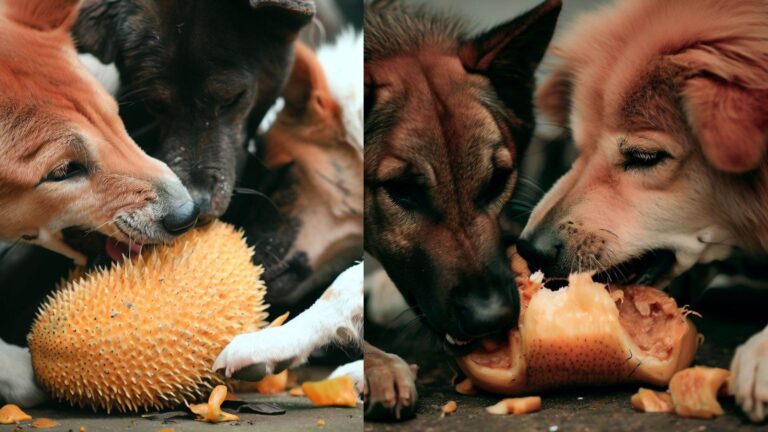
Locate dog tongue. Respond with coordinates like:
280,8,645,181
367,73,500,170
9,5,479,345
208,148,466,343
105,238,142,262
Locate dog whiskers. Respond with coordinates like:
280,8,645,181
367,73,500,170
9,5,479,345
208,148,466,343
231,187,280,211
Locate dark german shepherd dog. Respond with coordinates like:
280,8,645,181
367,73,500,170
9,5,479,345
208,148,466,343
363,0,561,420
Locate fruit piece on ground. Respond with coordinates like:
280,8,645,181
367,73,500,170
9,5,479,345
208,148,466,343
187,385,239,423
256,370,289,394
485,396,542,415
31,418,59,429
316,418,325,426
455,378,476,395
441,400,457,415
669,366,730,419
630,388,674,413
0,404,32,424
302,375,358,407
289,387,305,397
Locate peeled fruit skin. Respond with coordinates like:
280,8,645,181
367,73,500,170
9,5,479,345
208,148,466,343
631,388,674,413
0,404,32,423
27,221,269,412
458,273,699,395
669,367,730,419
485,396,542,415
187,385,239,423
302,375,358,407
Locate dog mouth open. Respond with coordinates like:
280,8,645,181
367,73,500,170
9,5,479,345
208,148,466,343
592,249,676,287
63,228,143,267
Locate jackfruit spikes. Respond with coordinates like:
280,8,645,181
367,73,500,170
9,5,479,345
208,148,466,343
27,221,268,413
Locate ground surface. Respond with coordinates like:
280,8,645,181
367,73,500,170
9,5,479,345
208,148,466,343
365,288,768,432
0,367,362,432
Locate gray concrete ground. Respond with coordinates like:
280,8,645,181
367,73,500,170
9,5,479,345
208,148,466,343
1,367,362,432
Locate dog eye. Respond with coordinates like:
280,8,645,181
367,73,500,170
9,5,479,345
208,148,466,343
622,148,672,170
43,161,87,182
476,168,513,208
382,179,426,212
220,91,245,110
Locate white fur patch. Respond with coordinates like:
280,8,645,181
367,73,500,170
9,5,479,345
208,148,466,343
730,324,768,422
0,339,47,406
78,53,121,96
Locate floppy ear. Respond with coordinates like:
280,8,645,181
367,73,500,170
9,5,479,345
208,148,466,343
281,41,338,119
5,0,80,32
535,64,572,128
670,46,768,172
72,0,121,63
459,0,561,89
249,0,316,30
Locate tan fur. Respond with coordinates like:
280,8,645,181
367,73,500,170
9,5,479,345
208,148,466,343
526,0,768,279
0,0,187,258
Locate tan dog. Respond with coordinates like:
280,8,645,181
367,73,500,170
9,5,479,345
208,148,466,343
0,0,196,406
517,0,768,422
0,0,197,265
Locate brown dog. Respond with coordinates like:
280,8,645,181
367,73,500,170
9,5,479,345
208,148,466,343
518,0,768,422
364,0,561,420
0,0,196,406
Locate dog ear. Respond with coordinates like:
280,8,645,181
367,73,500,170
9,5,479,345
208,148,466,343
670,46,768,172
281,42,337,119
535,64,572,128
249,0,316,29
72,0,121,63
5,0,80,32
459,0,560,85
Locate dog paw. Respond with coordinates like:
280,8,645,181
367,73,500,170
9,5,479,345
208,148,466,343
330,360,364,392
0,346,47,407
730,325,768,423
364,349,418,421
213,327,304,381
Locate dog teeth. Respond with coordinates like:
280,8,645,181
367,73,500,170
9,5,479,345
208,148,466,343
446,334,470,346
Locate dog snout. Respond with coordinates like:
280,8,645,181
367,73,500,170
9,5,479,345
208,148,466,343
162,200,200,234
188,187,215,225
451,276,519,337
517,229,564,275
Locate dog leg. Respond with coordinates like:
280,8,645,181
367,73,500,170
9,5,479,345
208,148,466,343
31,228,87,266
0,339,47,407
364,341,418,421
731,324,768,422
213,262,363,380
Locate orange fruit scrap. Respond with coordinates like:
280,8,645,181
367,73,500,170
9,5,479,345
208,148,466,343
187,385,239,423
485,396,542,415
454,378,476,396
316,418,325,427
630,388,674,413
256,370,289,394
0,404,32,424
302,375,358,407
289,387,306,397
441,400,457,416
31,418,59,429
669,366,731,419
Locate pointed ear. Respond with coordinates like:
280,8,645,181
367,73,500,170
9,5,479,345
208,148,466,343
249,0,315,30
459,0,561,81
281,41,336,118
5,0,80,32
670,46,768,172
535,64,572,128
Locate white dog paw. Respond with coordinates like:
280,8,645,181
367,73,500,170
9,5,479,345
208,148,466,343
330,360,364,392
0,346,47,407
213,327,304,381
730,326,768,423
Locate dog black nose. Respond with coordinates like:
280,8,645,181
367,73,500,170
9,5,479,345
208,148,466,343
517,230,563,274
189,191,215,226
162,201,200,234
453,285,519,337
